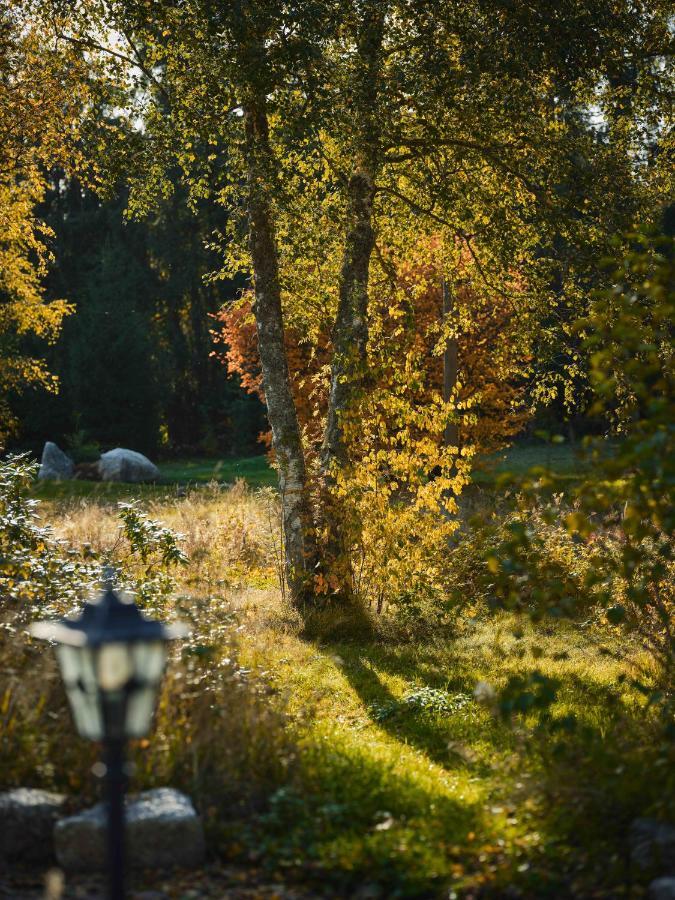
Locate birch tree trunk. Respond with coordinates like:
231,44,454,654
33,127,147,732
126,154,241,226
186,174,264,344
321,166,376,470
442,278,460,450
244,100,316,603
320,6,386,591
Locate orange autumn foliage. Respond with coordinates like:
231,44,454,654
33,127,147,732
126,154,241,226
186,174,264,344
394,255,531,454
212,295,330,451
212,260,529,457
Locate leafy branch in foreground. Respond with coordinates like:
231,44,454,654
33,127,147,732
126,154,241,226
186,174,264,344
481,227,674,723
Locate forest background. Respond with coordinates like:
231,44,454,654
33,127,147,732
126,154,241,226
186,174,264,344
4,0,670,478
6,174,267,459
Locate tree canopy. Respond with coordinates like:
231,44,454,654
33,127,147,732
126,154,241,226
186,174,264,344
3,0,673,601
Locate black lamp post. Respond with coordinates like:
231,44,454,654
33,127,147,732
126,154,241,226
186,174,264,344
31,573,188,900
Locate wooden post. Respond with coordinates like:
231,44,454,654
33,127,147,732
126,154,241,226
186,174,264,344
442,277,459,449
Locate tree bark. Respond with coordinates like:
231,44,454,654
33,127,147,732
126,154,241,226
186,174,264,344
244,100,316,603
442,277,460,449
321,166,376,470
319,6,386,590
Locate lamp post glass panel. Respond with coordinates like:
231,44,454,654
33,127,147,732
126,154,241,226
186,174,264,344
31,579,188,900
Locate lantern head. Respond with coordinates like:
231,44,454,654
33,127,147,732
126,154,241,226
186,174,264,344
31,583,188,741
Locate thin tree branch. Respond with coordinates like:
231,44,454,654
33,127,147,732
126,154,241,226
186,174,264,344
378,183,524,304
53,30,170,103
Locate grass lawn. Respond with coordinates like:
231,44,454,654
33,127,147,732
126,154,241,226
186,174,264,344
30,453,276,501
29,441,599,503
7,479,662,899
168,441,603,487
231,605,654,898
157,454,277,488
473,440,600,485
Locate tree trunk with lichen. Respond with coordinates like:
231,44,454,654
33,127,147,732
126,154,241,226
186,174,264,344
320,5,386,595
442,277,460,450
322,167,376,470
244,100,316,604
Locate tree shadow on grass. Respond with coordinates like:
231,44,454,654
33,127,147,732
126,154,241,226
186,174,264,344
271,626,492,895
261,716,484,898
306,633,515,781
330,634,646,758
315,638,661,896
295,606,665,894
329,649,490,770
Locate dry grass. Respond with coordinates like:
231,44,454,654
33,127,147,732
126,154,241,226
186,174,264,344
3,482,295,804
4,482,671,897
45,480,283,591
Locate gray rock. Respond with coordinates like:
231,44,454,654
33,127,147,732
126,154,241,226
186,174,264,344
0,787,67,862
55,788,205,872
98,448,159,483
631,818,675,875
650,878,675,900
132,893,169,900
38,442,74,480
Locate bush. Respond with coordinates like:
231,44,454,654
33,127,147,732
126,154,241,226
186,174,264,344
480,228,675,721
0,453,98,613
0,456,296,829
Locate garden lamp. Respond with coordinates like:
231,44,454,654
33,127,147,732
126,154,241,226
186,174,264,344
30,571,188,900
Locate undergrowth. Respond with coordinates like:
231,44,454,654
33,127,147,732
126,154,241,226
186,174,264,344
1,469,672,897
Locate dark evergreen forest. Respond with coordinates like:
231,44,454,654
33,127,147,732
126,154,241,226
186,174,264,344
11,174,266,459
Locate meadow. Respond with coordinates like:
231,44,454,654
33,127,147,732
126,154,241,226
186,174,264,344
4,445,668,899
30,441,592,504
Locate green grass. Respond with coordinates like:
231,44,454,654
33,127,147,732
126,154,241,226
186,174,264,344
29,442,592,503
473,440,596,485
157,454,276,487
28,441,613,515
238,611,659,897
31,479,173,502
30,453,276,501
10,471,667,898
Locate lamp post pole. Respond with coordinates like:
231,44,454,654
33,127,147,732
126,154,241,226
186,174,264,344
104,737,126,900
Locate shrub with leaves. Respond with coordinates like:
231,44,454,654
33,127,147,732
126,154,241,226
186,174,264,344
0,454,97,614
116,501,188,609
450,498,599,621
0,454,187,617
214,239,531,610
482,228,675,715
0,470,291,830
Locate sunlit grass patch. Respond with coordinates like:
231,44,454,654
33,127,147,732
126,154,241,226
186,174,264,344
157,454,276,487
230,603,648,894
5,484,669,898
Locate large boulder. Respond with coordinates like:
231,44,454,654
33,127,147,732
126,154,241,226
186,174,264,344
650,878,675,900
0,788,67,863
630,818,675,876
38,442,74,481
54,788,205,872
98,448,160,483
